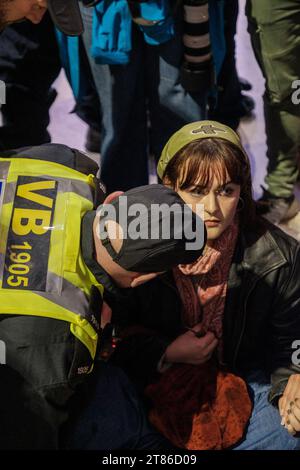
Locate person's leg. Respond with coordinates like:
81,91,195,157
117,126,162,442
71,40,102,153
233,371,300,450
79,6,148,193
246,0,300,221
0,12,61,150
208,0,254,130
146,9,208,162
62,362,171,450
75,88,102,153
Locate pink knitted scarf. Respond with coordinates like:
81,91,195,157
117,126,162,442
173,221,239,352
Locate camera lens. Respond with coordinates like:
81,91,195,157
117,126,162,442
181,0,214,93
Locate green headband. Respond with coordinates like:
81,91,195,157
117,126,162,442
157,120,245,179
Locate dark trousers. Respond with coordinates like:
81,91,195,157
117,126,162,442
0,13,61,150
246,0,300,197
62,362,172,450
208,0,243,130
79,5,207,193
0,14,101,151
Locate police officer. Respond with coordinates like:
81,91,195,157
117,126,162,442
0,142,205,449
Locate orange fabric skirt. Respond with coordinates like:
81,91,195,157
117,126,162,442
145,362,252,450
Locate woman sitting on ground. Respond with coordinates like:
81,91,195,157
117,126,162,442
111,120,300,450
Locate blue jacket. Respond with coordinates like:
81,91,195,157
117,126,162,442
91,0,175,64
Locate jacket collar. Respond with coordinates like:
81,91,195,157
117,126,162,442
236,221,288,279
160,221,289,290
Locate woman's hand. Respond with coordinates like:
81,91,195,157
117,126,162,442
164,324,218,365
278,374,300,435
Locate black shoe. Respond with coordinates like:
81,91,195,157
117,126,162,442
239,78,252,92
257,188,300,224
85,126,101,153
239,94,255,119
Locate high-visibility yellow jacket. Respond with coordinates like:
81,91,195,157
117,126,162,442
0,144,104,449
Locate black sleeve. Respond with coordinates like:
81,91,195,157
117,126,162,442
111,329,171,386
268,243,300,404
110,278,181,386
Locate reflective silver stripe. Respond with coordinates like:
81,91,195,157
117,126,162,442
38,273,90,318
41,176,94,202
46,270,63,295
38,273,101,331
0,161,10,179
68,179,94,202
3,181,16,205
0,166,93,203
0,181,16,280
0,163,93,202
0,253,5,280
2,177,93,203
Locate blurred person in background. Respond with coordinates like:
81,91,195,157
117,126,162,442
246,0,300,225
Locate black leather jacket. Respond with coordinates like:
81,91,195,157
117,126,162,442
112,220,300,405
